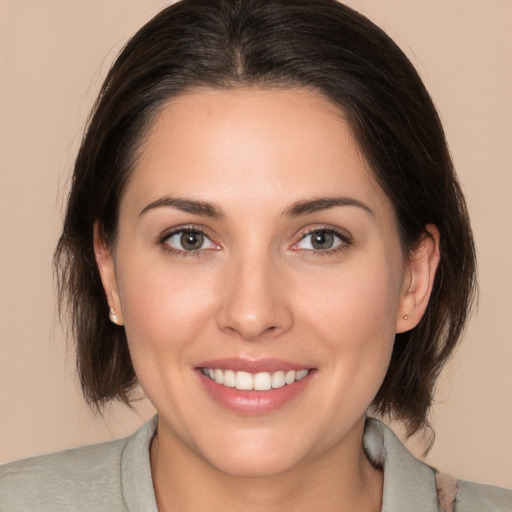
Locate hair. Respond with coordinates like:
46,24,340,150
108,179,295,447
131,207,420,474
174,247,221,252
54,0,477,436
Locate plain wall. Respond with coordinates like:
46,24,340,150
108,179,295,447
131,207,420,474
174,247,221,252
0,0,511,489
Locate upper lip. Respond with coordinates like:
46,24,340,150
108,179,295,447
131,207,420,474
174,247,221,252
195,358,312,373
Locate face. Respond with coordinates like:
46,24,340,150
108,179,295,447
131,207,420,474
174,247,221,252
96,87,434,477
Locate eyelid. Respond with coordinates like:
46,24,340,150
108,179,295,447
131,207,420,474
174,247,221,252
158,223,351,255
159,224,221,252
290,225,352,252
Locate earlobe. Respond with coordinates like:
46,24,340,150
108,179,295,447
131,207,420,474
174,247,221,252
396,224,440,333
93,221,124,326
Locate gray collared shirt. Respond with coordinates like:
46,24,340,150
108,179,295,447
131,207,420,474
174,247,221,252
1,417,510,511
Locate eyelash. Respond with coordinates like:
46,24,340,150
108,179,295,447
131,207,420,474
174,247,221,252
292,226,352,256
158,225,352,257
159,225,219,258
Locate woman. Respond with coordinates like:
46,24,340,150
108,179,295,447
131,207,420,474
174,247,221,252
0,0,509,510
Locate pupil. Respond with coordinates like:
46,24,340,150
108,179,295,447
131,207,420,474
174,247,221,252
312,231,333,250
181,231,203,250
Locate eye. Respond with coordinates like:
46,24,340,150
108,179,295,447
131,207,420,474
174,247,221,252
163,229,217,252
295,229,345,251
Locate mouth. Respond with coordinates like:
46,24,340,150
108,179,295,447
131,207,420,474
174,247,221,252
199,367,310,391
196,359,315,415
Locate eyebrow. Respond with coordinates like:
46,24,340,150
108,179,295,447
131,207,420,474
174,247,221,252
139,194,373,219
282,196,374,217
139,196,225,219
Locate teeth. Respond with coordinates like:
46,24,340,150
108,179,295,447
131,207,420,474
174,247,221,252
224,369,236,388
296,369,309,380
214,368,224,384
201,367,310,390
253,372,272,391
236,371,253,390
271,370,286,388
285,370,296,385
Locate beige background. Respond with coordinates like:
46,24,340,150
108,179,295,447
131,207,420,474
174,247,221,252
0,0,511,489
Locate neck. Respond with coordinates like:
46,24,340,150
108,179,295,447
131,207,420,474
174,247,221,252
150,419,383,512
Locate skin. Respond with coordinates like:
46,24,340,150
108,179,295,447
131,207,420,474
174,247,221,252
95,87,440,511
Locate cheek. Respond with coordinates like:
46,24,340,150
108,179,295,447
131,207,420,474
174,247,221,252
116,256,218,362
299,284,396,437
301,262,401,345
296,256,403,394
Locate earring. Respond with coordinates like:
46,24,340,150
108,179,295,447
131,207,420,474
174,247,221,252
109,307,120,325
403,314,409,321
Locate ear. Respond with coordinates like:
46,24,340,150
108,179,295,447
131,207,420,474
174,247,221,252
93,221,124,325
396,224,440,333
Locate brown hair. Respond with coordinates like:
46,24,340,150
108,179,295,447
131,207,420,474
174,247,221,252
54,0,477,436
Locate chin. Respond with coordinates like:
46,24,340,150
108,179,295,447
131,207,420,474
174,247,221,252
208,451,301,479
193,429,310,478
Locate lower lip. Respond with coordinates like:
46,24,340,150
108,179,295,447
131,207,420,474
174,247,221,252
197,370,314,415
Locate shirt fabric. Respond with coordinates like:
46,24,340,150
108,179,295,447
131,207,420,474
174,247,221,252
0,417,510,511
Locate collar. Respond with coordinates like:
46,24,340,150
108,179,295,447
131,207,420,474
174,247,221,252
364,418,439,511
121,416,159,512
120,416,439,512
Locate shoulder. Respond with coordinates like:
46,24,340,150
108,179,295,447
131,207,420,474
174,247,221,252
0,417,158,512
436,472,511,512
364,418,511,512
0,437,128,512
455,479,511,512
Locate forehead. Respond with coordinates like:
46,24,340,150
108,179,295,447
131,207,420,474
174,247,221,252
124,87,389,218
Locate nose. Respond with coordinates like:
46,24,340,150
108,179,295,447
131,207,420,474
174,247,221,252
215,254,293,342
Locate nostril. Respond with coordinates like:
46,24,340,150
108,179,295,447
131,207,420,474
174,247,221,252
221,323,284,342
214,279,294,341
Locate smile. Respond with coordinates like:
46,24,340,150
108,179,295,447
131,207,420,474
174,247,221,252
200,368,310,391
